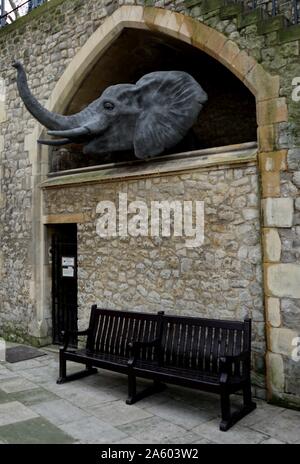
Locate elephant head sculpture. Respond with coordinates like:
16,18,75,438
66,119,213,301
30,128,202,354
13,61,207,160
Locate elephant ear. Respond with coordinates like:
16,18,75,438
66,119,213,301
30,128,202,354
134,71,207,160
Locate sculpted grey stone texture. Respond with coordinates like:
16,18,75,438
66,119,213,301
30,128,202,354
13,62,207,159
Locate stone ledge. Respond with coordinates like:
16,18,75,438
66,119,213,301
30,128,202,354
42,213,88,224
278,24,300,44
41,142,258,189
237,8,265,30
201,0,224,14
257,15,286,35
219,3,243,20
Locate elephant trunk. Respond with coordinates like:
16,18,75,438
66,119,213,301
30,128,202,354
13,61,78,131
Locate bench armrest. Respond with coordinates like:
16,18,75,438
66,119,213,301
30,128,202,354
61,329,90,351
221,351,249,363
127,338,160,367
219,351,250,382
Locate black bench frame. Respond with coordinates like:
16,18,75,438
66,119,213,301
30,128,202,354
127,315,256,431
57,306,256,431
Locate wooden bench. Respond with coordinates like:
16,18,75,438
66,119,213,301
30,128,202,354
127,314,256,431
57,305,166,401
58,306,256,431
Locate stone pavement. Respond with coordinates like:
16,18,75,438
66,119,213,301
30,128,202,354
0,348,299,445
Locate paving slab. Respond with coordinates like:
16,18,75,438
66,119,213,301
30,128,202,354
5,358,48,372
0,377,38,394
144,398,218,430
0,417,75,444
11,388,60,406
0,401,39,427
193,418,271,444
118,416,188,444
0,351,298,444
59,416,128,444
43,381,120,407
261,437,287,444
18,366,60,384
240,400,285,427
86,400,153,426
0,368,19,380
31,399,89,426
249,409,300,443
164,432,211,444
0,391,12,405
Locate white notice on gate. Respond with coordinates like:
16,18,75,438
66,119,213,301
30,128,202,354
62,257,75,267
62,267,75,278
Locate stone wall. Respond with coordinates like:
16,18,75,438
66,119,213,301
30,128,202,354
0,0,299,407
44,162,266,397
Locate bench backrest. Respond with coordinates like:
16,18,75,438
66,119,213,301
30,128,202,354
86,306,163,361
160,315,251,376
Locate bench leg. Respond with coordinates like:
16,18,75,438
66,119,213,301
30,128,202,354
126,375,166,406
57,352,98,385
219,383,256,432
126,372,137,405
220,390,231,430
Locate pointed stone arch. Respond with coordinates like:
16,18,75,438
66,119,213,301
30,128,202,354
44,5,282,148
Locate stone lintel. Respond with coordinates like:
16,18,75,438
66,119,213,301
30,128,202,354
41,143,258,189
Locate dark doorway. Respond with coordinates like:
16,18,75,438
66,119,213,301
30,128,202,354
51,224,78,346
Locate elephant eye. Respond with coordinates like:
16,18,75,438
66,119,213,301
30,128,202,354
103,101,115,111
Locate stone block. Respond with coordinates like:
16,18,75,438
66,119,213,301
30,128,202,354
0,102,6,123
231,50,256,81
292,172,300,189
257,98,288,125
266,352,285,391
266,297,281,327
264,228,281,262
266,264,300,298
287,148,300,170
259,150,287,172
262,198,294,228
281,299,300,330
203,30,227,60
245,64,280,101
191,21,214,49
261,171,280,198
258,125,275,152
257,15,285,35
218,40,240,67
269,327,298,357
278,23,300,44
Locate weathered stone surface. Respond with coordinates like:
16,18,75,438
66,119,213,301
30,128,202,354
267,264,300,298
266,297,281,327
292,172,300,189
267,352,285,392
287,148,300,170
284,358,300,397
269,328,299,356
261,171,280,197
262,198,294,228
264,228,281,262
43,164,265,393
281,298,300,330
259,150,287,172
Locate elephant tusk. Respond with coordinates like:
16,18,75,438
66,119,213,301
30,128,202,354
38,138,72,146
47,127,91,138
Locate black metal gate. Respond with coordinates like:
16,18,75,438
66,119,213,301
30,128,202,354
51,225,78,347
